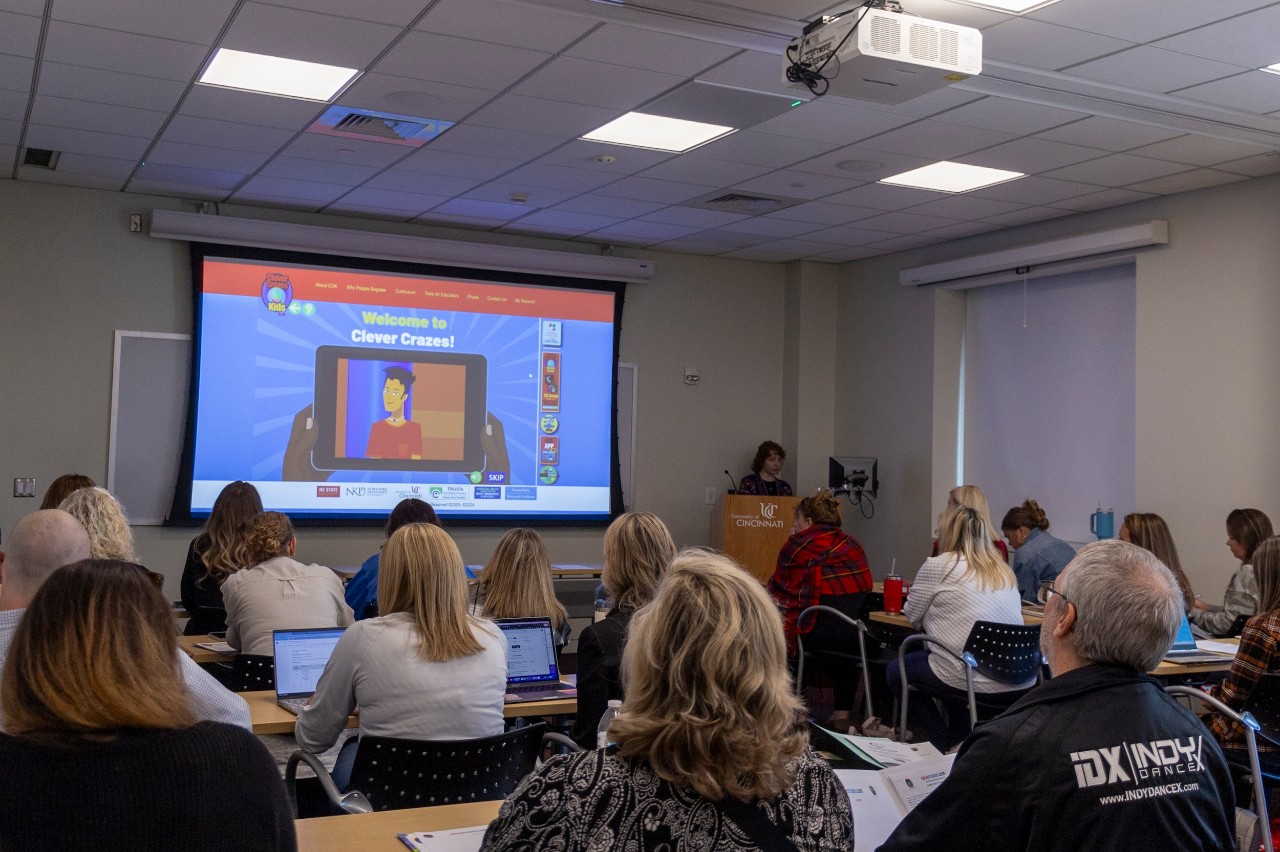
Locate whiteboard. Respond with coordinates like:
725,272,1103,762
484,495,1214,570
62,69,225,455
108,331,191,525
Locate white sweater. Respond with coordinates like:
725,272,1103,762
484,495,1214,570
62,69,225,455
222,556,354,656
295,612,508,753
904,554,1031,692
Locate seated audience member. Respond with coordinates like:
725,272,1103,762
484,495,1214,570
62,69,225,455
58,486,136,561
931,485,1009,561
877,541,1235,852
481,549,854,852
180,480,262,636
1211,535,1280,774
768,491,872,733
470,527,571,648
296,523,506,753
1191,508,1274,637
223,511,353,657
1120,512,1196,615
0,510,249,729
738,440,793,496
1001,499,1076,602
344,498,440,620
0,560,295,852
888,504,1030,750
37,473,95,511
570,512,676,749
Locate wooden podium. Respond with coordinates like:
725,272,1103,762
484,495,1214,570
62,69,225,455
711,494,801,584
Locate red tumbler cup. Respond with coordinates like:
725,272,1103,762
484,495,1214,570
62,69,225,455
884,576,904,614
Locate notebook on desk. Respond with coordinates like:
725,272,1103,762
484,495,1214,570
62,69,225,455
273,627,346,715
1162,613,1236,665
496,617,576,702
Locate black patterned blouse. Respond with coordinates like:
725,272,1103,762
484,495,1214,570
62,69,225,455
480,745,853,852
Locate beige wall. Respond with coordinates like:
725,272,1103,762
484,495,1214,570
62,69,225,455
838,171,1280,602
0,181,813,594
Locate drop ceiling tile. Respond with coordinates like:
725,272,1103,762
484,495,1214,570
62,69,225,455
534,141,674,175
162,115,297,153
19,168,123,190
0,144,14,165
509,56,683,111
1028,0,1276,44
1050,187,1156,211
233,175,351,204
51,0,236,43
131,162,245,189
932,98,1085,135
322,205,414,221
747,237,848,257
594,175,716,204
420,199,526,221
789,144,930,182
257,155,382,185
500,209,625,235
0,11,39,56
267,0,427,27
395,148,521,180
37,62,186,112
427,125,564,161
715,217,822,238
0,53,33,92
809,245,884,262
278,134,412,168
0,88,25,119
220,3,401,70
463,181,577,207
361,169,483,196
1035,116,1182,152
720,247,805,262
0,0,42,15
696,49,809,100
147,141,270,173
854,211,968,235
1125,135,1274,167
0,118,19,146
30,95,168,138
731,169,862,200
642,238,736,256
637,153,774,186
877,0,1009,29
329,187,446,213
638,207,749,228
695,130,838,168
918,221,1002,241
1174,71,1280,115
551,195,666,218
862,233,939,252
981,18,1134,71
1125,168,1248,195
822,182,947,211
588,220,699,243
766,201,881,225
43,21,208,82
416,0,594,52
749,98,915,145
466,94,620,138
856,119,1016,161
906,194,1026,219
1043,152,1193,186
1065,46,1244,94
659,230,762,250
1215,151,1280,177
24,124,149,159
377,32,552,92
960,137,1106,174
1154,4,1280,70
126,180,229,200
181,86,325,131
500,162,621,193
970,174,1102,204
868,87,985,119
567,24,738,76
980,206,1075,227
40,150,136,180
337,73,499,122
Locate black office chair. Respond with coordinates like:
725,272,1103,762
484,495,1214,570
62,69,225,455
229,654,275,692
897,621,1043,742
1167,685,1273,852
286,723,550,815
795,604,896,726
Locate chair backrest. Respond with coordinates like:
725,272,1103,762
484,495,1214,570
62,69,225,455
347,723,547,811
230,654,275,692
962,621,1043,685
1243,673,1280,745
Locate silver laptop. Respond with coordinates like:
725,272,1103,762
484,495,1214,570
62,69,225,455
272,626,346,714
1162,613,1234,665
496,617,576,702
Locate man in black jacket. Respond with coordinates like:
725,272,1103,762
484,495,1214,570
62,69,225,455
878,540,1236,852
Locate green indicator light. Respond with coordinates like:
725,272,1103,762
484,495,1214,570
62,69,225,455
790,100,804,107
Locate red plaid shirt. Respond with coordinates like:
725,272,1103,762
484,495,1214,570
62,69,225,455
768,524,871,655
1212,609,1280,754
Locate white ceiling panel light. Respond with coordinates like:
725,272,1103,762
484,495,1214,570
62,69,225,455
582,112,735,153
199,49,359,102
1262,63,1280,76
947,0,1064,13
879,161,1025,193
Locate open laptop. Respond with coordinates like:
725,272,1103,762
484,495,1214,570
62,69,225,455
272,626,346,714
496,617,576,702
1162,613,1235,665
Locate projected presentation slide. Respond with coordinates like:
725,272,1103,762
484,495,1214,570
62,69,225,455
188,254,617,521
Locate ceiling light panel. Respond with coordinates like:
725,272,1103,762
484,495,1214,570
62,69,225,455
198,48,359,101
582,112,735,153
879,161,1025,193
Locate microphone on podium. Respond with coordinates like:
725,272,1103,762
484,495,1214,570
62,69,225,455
723,470,738,494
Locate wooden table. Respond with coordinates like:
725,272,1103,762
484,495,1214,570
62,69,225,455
179,633,234,664
869,608,1044,629
245,690,578,735
296,800,501,851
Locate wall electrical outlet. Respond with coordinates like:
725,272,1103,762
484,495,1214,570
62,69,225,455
705,486,716,505
14,478,36,498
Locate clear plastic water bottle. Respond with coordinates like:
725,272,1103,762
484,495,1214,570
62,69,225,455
597,699,622,749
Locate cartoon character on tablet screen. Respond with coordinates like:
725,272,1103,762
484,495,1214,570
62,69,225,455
365,366,423,460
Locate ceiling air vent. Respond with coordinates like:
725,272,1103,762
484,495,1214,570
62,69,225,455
307,106,454,149
22,148,60,169
683,190,802,214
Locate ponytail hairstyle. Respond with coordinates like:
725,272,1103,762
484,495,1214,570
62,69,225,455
1001,499,1050,534
796,492,841,528
246,511,295,564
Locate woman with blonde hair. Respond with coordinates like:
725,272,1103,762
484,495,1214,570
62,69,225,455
59,486,136,562
295,523,507,754
1119,512,1196,615
222,511,352,656
932,484,1009,562
482,549,854,851
1191,507,1274,636
179,480,263,635
570,511,676,749
890,504,1030,749
0,560,295,850
470,528,571,648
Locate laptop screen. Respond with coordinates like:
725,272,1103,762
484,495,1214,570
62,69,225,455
273,627,346,698
496,618,560,685
1168,612,1198,652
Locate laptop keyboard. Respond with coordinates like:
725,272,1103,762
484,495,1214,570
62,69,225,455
277,697,309,715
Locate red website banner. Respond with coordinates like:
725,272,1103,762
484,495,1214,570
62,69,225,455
203,258,615,322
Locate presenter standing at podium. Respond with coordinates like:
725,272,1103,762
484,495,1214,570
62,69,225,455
738,441,793,496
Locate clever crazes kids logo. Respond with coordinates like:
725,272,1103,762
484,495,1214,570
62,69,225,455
1070,735,1204,790
261,273,293,315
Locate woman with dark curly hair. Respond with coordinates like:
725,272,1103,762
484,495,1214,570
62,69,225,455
738,440,793,496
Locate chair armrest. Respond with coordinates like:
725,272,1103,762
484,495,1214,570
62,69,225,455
286,750,373,816
542,732,584,752
898,633,965,666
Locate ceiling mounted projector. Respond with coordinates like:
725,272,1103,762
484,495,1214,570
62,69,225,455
783,8,981,104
